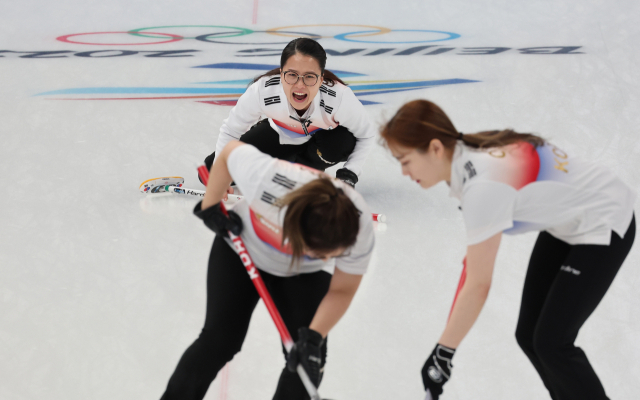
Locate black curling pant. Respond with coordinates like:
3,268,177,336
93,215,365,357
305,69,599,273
515,215,635,400
160,236,332,400
240,119,357,171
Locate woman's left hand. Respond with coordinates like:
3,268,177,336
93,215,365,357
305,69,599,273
193,202,243,237
286,327,325,387
422,344,456,399
336,168,358,187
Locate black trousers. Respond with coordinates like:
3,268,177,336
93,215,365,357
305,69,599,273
160,237,332,400
205,120,354,173
239,119,356,171
515,216,635,400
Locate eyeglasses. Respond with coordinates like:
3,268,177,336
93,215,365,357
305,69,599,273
282,70,320,86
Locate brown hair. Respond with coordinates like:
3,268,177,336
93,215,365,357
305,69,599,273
380,100,545,152
278,177,360,267
251,38,346,87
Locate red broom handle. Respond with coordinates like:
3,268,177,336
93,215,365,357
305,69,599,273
448,257,467,322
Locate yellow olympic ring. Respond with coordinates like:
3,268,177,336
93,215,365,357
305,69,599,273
266,24,392,39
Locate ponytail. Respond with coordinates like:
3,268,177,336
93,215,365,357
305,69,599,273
278,177,360,268
322,70,347,87
460,129,545,149
381,100,545,152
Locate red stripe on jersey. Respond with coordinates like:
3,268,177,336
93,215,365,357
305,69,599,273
511,142,541,190
249,208,293,255
272,119,321,135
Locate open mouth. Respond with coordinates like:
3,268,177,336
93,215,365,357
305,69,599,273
292,91,308,102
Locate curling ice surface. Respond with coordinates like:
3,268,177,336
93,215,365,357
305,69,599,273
2,1,640,400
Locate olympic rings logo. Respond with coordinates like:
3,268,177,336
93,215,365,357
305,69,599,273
56,24,461,46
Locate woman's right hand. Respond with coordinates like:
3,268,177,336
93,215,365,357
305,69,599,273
193,201,243,237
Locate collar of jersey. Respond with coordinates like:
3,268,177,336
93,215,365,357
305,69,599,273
283,84,318,121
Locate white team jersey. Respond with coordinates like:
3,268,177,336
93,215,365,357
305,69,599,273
215,74,376,176
449,142,636,246
226,144,375,277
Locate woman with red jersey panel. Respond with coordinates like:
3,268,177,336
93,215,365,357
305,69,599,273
203,38,375,188
381,100,635,400
161,141,375,400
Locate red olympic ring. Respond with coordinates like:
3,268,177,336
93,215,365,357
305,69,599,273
56,31,183,45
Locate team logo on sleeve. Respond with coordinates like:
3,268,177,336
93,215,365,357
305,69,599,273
264,95,281,106
464,161,477,179
260,191,278,205
265,76,280,87
319,99,333,114
319,85,337,97
272,173,296,189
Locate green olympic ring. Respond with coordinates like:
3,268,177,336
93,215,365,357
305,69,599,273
129,25,253,40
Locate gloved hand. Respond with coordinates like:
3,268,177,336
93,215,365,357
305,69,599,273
422,344,456,399
336,168,358,188
286,327,325,387
193,201,243,237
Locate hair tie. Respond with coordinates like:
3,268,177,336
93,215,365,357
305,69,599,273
458,132,464,140
330,188,344,200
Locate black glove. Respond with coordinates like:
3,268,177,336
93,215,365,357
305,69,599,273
336,168,358,188
193,201,243,237
204,151,216,171
422,344,456,399
286,327,325,387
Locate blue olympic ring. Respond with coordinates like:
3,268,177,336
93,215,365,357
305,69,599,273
334,29,461,44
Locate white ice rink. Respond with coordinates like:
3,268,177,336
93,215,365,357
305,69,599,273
2,1,640,399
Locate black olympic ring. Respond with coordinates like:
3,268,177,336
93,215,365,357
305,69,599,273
195,30,322,45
